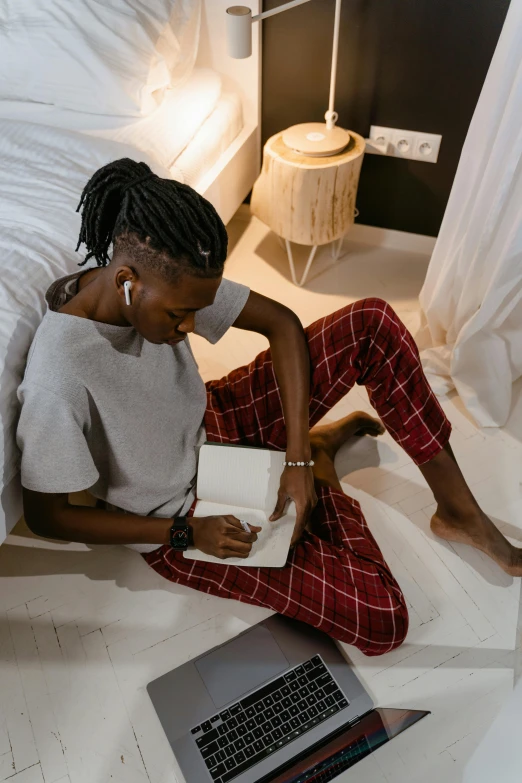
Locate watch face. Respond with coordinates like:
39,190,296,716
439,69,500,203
170,528,188,549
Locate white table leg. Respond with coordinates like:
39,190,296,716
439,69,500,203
331,235,344,261
284,239,299,285
284,239,319,287
299,245,319,286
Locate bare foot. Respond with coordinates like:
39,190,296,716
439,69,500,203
431,508,522,577
310,412,384,461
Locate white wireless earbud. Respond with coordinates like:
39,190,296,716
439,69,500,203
123,280,132,306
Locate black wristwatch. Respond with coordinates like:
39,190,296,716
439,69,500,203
169,517,193,551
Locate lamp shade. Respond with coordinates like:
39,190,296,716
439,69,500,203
226,6,253,58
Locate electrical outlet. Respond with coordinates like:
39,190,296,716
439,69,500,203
369,125,393,149
412,132,442,163
391,129,415,159
365,126,442,163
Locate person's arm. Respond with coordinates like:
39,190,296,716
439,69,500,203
22,489,260,558
23,488,171,545
233,291,317,544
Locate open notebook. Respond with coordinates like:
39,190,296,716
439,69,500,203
183,443,296,568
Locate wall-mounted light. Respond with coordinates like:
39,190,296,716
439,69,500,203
226,1,350,157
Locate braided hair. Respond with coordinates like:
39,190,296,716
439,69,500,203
75,158,228,281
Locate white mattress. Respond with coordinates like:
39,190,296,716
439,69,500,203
171,91,244,187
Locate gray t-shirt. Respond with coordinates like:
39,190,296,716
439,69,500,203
16,270,250,552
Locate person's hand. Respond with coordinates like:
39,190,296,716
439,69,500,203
270,467,318,547
190,515,261,560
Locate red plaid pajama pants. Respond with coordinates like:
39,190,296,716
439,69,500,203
144,298,452,656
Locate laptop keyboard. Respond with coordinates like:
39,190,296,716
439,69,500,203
191,655,349,783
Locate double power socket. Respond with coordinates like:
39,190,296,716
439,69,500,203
365,125,442,163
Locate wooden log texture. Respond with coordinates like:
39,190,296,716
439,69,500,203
251,130,365,246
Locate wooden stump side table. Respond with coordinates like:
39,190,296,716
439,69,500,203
250,130,366,286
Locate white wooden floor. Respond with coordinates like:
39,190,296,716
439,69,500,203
1,212,521,783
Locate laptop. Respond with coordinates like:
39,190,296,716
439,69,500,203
147,615,428,783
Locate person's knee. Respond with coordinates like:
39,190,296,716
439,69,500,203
363,601,409,656
354,297,399,327
333,598,408,656
346,298,409,356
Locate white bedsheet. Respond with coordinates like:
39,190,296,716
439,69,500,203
0,119,171,541
172,91,244,187
0,68,222,174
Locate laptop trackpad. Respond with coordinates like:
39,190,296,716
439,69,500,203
195,625,290,709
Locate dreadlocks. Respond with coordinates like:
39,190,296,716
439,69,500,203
75,158,228,281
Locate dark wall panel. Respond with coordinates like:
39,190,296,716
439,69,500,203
260,0,510,236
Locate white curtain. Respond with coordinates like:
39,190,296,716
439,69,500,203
418,0,522,427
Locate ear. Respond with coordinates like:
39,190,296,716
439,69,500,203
114,265,138,302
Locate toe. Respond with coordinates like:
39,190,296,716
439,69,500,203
354,418,385,437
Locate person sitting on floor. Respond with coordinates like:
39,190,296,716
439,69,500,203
17,158,522,658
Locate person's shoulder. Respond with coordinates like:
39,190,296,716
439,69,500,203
218,277,249,294
29,310,88,360
22,311,92,396
194,278,250,344
216,278,250,310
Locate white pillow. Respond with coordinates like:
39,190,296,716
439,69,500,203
0,0,201,117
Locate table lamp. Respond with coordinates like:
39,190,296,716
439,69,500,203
226,0,350,156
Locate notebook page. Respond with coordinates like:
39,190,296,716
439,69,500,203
183,499,296,568
197,444,285,512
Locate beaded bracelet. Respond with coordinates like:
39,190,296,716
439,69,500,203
283,460,315,467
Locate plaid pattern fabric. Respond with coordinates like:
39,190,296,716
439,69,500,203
144,299,452,656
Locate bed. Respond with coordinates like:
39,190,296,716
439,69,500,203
0,0,261,544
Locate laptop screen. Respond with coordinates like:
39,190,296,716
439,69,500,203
262,708,429,783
